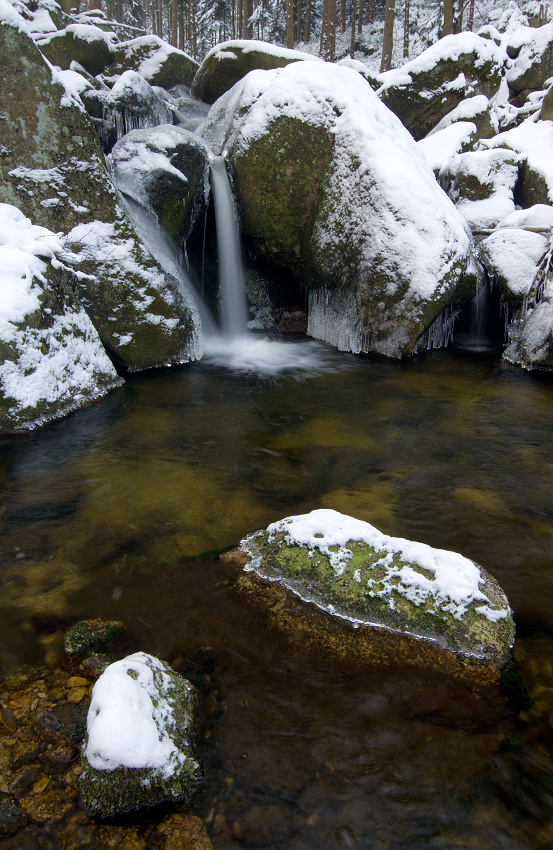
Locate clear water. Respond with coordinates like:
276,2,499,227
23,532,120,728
2,344,553,848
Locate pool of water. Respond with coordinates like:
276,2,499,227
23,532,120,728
2,342,553,848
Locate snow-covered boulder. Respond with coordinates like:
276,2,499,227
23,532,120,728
104,70,174,145
110,125,211,244
506,22,553,96
541,83,553,120
80,653,200,818
108,35,198,91
191,38,321,105
440,149,521,230
425,94,496,143
0,4,203,372
418,121,478,175
0,204,122,432
480,227,549,306
377,33,505,141
238,510,514,682
36,23,115,76
478,120,553,207
203,61,475,358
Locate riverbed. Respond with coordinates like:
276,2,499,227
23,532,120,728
1,342,553,848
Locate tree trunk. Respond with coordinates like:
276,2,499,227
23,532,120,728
320,0,328,55
454,0,463,32
89,0,101,10
358,0,363,34
350,0,356,57
158,0,163,40
367,0,373,25
380,0,394,72
188,0,196,60
286,0,295,47
305,0,311,41
171,0,178,45
443,0,454,36
340,0,346,33
467,0,475,31
403,0,409,58
296,0,301,42
244,0,253,37
327,0,336,59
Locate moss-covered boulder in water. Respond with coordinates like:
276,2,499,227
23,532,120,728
239,510,514,682
64,618,126,656
36,23,115,76
203,61,475,358
108,35,198,90
80,653,200,818
0,8,202,372
110,125,211,244
377,33,505,141
191,38,321,105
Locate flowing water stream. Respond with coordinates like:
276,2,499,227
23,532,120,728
2,346,553,848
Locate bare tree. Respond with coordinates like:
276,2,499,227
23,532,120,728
380,0,395,72
286,0,295,47
367,0,373,24
403,0,410,58
89,0,102,10
467,0,475,30
171,0,178,45
341,0,346,33
443,0,454,35
358,0,363,34
296,0,301,42
350,0,357,56
305,0,311,41
320,0,336,60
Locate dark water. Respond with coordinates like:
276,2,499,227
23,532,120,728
2,344,553,848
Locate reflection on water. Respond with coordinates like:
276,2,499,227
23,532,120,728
2,345,553,847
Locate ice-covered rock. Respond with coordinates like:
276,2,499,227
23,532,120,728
506,22,553,95
0,4,203,372
191,38,321,105
108,35,198,90
203,61,475,358
238,509,514,682
440,149,521,230
377,33,505,140
104,70,174,143
0,204,122,432
109,125,211,243
36,22,115,76
80,653,200,818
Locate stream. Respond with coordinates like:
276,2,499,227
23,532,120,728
2,343,553,848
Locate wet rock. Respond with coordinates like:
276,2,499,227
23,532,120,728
34,703,88,747
8,767,42,797
80,653,200,818
191,39,320,105
0,792,25,835
377,33,505,141
238,509,514,683
147,813,213,849
2,667,46,692
64,619,125,656
20,788,74,823
8,736,43,772
41,745,78,769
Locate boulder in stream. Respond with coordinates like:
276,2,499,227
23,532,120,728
203,61,475,358
80,652,200,818
237,509,514,683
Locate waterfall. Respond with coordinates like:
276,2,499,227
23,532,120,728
454,280,493,352
209,156,248,338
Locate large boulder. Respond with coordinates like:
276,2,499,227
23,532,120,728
191,38,321,105
440,148,522,230
104,70,174,143
36,23,116,76
110,125,211,244
238,510,514,682
477,120,553,207
202,61,475,358
506,23,553,95
108,35,198,90
377,33,505,140
80,653,200,818
0,5,202,372
540,83,553,120
0,204,122,432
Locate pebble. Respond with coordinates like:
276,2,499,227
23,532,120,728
67,687,87,705
66,677,88,689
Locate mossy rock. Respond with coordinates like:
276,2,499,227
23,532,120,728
80,653,200,818
506,22,553,94
36,24,115,76
108,36,198,90
64,618,126,656
191,39,319,105
0,14,202,374
378,33,504,140
239,510,514,682
541,84,553,121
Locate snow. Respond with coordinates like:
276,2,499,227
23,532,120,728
418,122,476,173
496,203,553,231
264,509,509,622
480,228,548,295
506,22,553,86
206,38,321,64
441,148,521,230
478,119,553,204
37,22,115,47
84,652,187,777
114,35,195,82
425,95,490,136
0,0,30,33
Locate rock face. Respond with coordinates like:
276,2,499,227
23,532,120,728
0,8,202,373
377,33,504,141
108,35,198,90
0,204,122,432
240,510,515,681
506,22,553,96
203,61,475,358
541,84,553,120
80,653,200,818
110,125,211,244
191,38,321,105
36,23,115,75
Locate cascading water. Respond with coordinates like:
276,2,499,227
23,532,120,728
454,280,494,352
209,156,248,338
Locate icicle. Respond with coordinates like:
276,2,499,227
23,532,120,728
413,306,461,354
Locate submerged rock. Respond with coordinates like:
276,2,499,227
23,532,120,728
203,61,475,358
64,618,125,656
377,33,505,141
239,510,514,682
80,652,200,818
191,38,320,105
